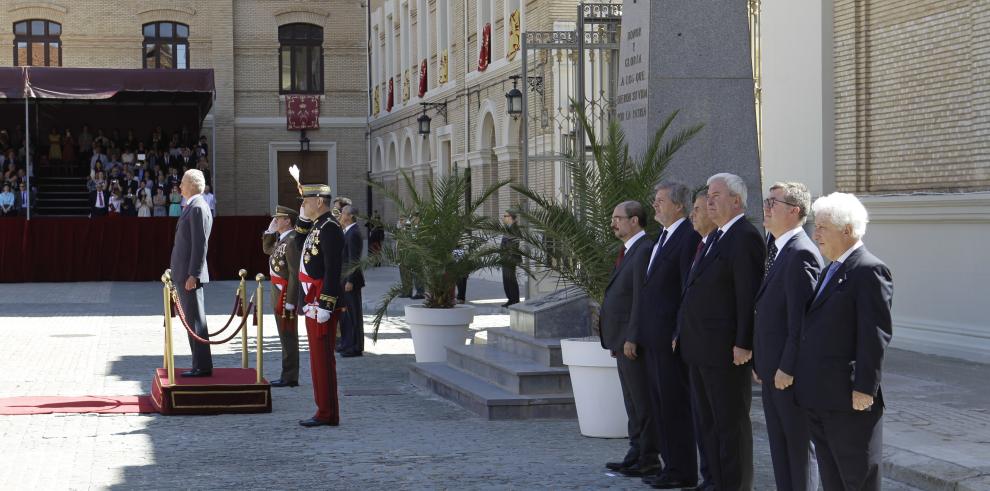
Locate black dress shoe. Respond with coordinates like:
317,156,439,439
180,369,212,377
649,477,697,489
605,461,633,471
299,417,335,427
270,379,299,387
340,351,363,358
619,463,660,477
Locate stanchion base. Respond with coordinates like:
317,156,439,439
150,368,272,415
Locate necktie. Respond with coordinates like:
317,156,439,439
96,192,104,208
705,229,724,256
647,229,668,276
766,240,779,274
615,245,626,268
689,239,705,271
815,261,842,300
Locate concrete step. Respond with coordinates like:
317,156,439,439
486,327,563,367
445,344,572,395
409,362,576,420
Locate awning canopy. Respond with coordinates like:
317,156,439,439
0,67,214,115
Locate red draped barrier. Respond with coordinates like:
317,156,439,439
0,216,270,283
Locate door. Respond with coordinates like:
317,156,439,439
276,151,328,209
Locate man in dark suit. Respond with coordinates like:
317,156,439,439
753,182,823,491
338,204,366,357
629,181,701,489
795,192,893,491
90,182,109,217
500,210,521,307
601,200,658,477
14,182,35,217
170,169,214,377
678,173,764,491
263,205,302,387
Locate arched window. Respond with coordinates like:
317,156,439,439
143,21,189,69
13,19,61,66
279,23,324,94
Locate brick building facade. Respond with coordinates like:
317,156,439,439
0,0,368,216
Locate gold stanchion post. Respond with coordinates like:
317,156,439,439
238,269,248,368
162,269,176,386
255,274,265,383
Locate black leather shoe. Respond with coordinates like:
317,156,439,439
340,351,363,358
649,477,698,489
298,417,335,427
619,463,660,477
605,461,633,471
270,379,299,387
180,369,212,377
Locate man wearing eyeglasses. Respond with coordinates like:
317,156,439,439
753,182,823,491
601,201,658,478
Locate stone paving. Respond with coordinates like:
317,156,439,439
0,273,931,490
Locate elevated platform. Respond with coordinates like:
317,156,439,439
150,367,271,415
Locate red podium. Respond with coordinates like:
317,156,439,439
150,368,271,415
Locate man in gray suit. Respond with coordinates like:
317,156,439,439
601,200,658,477
170,169,214,377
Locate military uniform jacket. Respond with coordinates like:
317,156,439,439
263,230,301,308
296,210,344,311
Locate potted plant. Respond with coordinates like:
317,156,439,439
506,104,702,437
361,170,509,363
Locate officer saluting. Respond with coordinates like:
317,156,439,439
262,205,302,388
295,183,345,427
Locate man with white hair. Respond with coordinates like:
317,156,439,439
678,172,764,491
794,192,893,491
170,168,214,377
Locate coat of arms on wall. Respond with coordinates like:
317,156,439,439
286,95,320,130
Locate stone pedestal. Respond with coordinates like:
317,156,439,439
617,0,762,208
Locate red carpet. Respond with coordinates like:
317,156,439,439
0,395,157,415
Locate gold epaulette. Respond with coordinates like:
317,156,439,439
319,294,337,306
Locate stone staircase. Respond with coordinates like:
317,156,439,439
409,290,590,420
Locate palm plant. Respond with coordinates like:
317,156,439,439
360,169,509,340
508,104,703,310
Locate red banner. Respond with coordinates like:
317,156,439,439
286,95,320,130
478,23,492,72
418,59,428,98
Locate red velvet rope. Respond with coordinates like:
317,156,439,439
169,286,255,345
205,294,244,337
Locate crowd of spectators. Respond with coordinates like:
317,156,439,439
0,129,35,217
77,125,213,218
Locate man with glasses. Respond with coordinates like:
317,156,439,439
601,201,659,478
754,182,823,491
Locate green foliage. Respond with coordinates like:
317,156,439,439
508,104,703,305
358,170,510,340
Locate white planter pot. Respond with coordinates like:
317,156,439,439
561,336,629,438
405,304,476,363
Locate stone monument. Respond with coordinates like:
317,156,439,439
616,0,762,209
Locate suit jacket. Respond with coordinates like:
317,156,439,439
599,234,653,351
500,225,522,267
794,246,893,411
170,194,213,284
629,221,700,348
89,190,109,214
752,229,823,381
678,217,765,367
341,224,365,289
14,190,36,212
263,230,302,309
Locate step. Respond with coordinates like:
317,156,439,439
409,362,576,420
445,344,572,395
485,327,564,367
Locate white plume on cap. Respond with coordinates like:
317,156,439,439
288,164,301,184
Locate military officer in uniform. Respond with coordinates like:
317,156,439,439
262,205,302,388
295,183,345,427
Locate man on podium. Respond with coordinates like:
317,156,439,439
295,183,344,427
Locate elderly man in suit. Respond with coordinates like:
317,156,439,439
795,192,893,491
754,182,823,491
337,204,366,357
170,169,214,377
263,205,302,387
601,200,658,477
678,173,764,491
629,181,702,489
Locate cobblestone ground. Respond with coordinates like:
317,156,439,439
0,281,918,490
